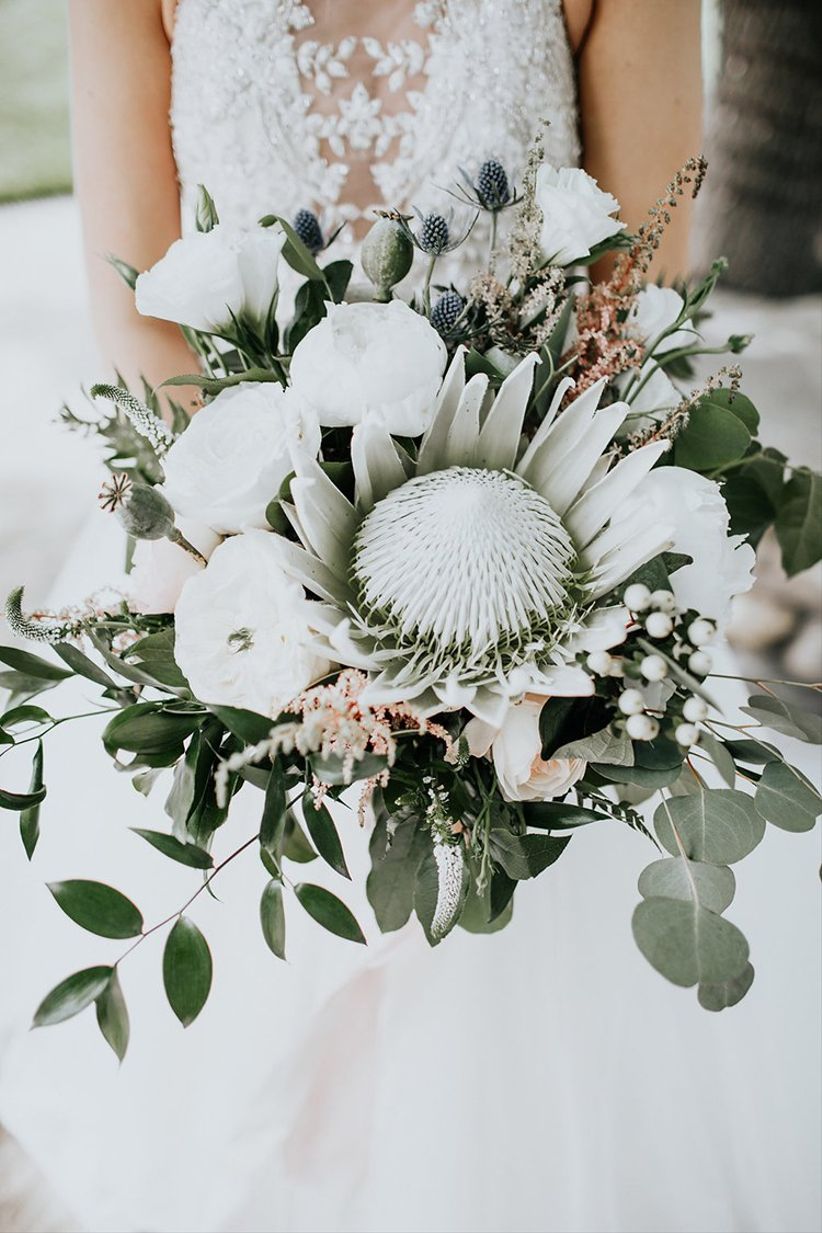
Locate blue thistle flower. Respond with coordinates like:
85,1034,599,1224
475,159,512,210
292,208,325,255
419,213,451,254
431,290,466,336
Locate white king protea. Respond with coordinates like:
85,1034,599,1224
276,342,677,725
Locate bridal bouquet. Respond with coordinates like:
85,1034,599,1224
2,146,820,1057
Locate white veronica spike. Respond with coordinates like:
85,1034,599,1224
442,373,489,467
351,419,408,512
417,346,467,473
565,441,671,548
475,352,539,470
516,375,575,474
532,401,628,515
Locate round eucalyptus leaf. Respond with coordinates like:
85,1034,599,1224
632,898,749,988
755,761,821,833
654,790,766,865
638,857,736,915
33,966,113,1028
260,880,286,960
163,917,213,1027
698,961,755,1011
48,880,143,939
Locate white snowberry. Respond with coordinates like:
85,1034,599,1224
645,611,674,639
586,650,613,676
650,589,677,614
688,649,713,676
618,688,645,715
683,695,708,723
623,583,652,612
626,713,659,741
675,722,700,747
688,618,715,646
640,654,668,682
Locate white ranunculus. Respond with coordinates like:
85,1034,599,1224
162,382,320,535
129,515,220,614
535,165,625,266
288,300,447,435
618,468,755,621
466,697,586,803
174,530,331,715
135,223,285,332
628,285,695,355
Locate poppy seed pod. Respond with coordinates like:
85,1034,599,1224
360,218,414,301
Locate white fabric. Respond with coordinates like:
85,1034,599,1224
0,4,820,1230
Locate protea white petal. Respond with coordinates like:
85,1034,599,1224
516,375,575,475
506,663,595,698
529,401,628,515
351,419,408,512
466,685,512,728
274,537,353,606
292,455,358,539
518,377,607,492
586,522,675,600
417,347,467,473
565,440,671,548
568,605,630,652
289,478,353,577
474,352,539,470
441,373,489,468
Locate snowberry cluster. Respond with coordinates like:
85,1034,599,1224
585,582,716,745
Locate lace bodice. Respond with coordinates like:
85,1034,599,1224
170,0,579,266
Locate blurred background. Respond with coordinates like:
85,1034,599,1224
0,1,819,1229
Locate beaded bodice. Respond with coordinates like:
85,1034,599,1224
170,0,579,264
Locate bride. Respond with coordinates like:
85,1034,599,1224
0,2,819,1231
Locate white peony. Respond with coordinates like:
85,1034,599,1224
129,515,220,614
535,165,625,266
288,300,447,435
628,285,695,356
135,223,285,333
617,468,755,621
466,697,587,803
174,530,331,716
162,382,320,535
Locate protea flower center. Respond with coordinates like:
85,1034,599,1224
352,467,577,668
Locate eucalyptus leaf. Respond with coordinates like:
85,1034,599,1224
163,917,213,1026
673,393,751,471
130,828,214,868
553,724,633,766
741,693,822,744
698,731,736,787
638,856,736,914
95,969,130,1061
294,883,366,943
755,761,821,833
33,966,113,1028
632,897,749,987
259,880,286,959
48,879,144,939
653,790,765,864
775,470,821,576
698,962,755,1011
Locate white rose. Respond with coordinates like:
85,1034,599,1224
628,285,694,355
617,468,755,621
129,515,221,614
135,223,285,332
288,300,447,435
162,382,320,535
465,697,587,803
535,165,625,266
174,530,331,716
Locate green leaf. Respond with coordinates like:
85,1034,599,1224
653,790,766,865
310,751,389,786
282,813,318,863
20,740,44,859
632,897,750,987
638,856,736,914
260,214,324,281
635,637,718,707
673,391,752,471
210,705,274,744
553,724,633,766
538,697,575,758
522,801,608,829
48,879,144,939
163,917,213,1026
103,703,200,755
458,874,515,935
125,629,188,689
259,880,286,959
741,693,822,744
0,781,48,811
53,643,119,689
0,704,52,729
294,883,366,944
724,738,780,766
323,258,354,304
95,969,130,1061
33,966,114,1028
0,646,72,682
698,962,755,1011
259,762,287,858
367,816,428,933
488,830,570,880
698,731,736,787
755,762,821,833
775,470,822,576
130,828,214,868
597,761,681,790
302,795,350,879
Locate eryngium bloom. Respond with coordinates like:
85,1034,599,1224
276,346,674,726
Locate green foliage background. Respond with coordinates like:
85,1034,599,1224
0,0,72,202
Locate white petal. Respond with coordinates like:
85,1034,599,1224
533,401,628,515
475,352,539,470
516,375,575,474
442,373,488,466
417,346,467,474
274,537,353,606
564,440,670,548
569,606,630,652
351,419,408,512
508,664,595,698
586,522,675,599
465,685,512,728
464,715,499,758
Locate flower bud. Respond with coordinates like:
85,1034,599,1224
116,483,178,542
360,218,414,301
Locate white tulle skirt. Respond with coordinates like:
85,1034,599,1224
0,513,819,1233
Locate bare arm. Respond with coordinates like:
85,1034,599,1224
574,0,704,280
68,0,198,407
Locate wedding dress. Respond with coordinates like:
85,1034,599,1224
0,3,819,1231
